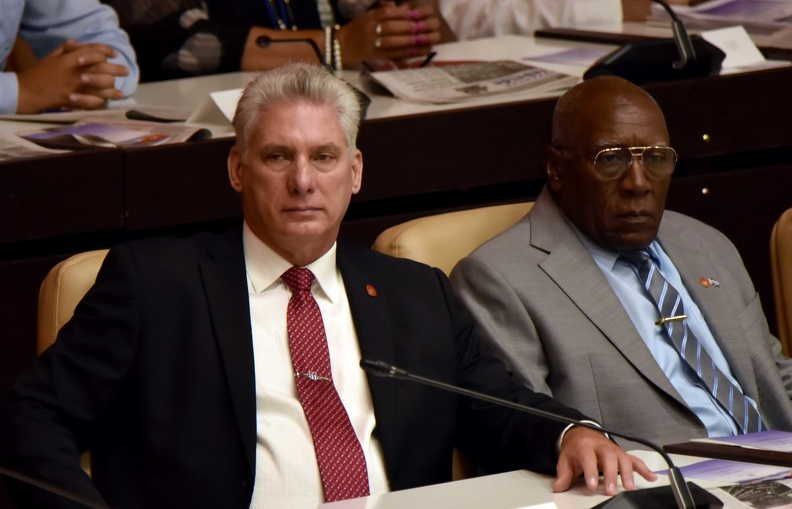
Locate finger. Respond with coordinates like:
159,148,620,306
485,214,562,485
78,86,124,100
375,3,433,21
579,447,600,492
67,49,113,68
600,450,619,496
631,455,658,482
375,32,441,50
378,18,440,35
618,453,636,491
62,41,116,58
79,72,118,90
552,455,575,493
68,93,108,110
82,61,130,77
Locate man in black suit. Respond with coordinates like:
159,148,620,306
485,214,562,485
4,63,652,509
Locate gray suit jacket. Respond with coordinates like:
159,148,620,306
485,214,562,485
451,188,792,447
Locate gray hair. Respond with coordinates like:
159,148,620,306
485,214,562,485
232,63,361,152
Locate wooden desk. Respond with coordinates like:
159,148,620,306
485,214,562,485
2,39,792,396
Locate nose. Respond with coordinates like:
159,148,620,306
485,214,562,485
288,155,315,195
621,155,651,194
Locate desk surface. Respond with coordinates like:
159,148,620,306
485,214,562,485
128,35,606,124
320,452,745,509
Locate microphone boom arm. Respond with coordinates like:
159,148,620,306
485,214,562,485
361,359,699,509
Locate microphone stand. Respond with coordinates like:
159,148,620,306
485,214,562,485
361,359,722,509
652,0,697,69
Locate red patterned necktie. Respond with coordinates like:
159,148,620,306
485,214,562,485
281,267,370,502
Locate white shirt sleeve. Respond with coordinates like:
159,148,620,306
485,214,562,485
440,0,623,40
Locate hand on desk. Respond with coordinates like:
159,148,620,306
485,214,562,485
16,39,129,114
340,1,442,69
554,426,657,496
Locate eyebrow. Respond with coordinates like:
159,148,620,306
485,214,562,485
259,144,293,153
313,143,342,153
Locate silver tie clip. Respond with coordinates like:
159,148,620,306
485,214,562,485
295,371,330,382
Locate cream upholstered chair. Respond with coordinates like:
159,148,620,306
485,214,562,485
373,202,534,276
373,202,534,480
771,208,792,357
37,249,108,477
38,249,109,353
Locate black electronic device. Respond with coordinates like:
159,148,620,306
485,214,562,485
583,0,725,84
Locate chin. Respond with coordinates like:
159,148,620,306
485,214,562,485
612,234,655,251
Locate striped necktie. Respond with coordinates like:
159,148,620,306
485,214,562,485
620,250,764,434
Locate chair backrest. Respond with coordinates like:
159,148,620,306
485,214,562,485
771,208,792,356
372,202,533,481
372,202,534,276
37,249,109,354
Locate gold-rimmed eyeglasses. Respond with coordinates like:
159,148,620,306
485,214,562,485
592,145,678,181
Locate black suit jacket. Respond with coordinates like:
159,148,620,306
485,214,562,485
4,227,585,508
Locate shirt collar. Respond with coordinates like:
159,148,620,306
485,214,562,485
242,222,340,302
571,222,662,272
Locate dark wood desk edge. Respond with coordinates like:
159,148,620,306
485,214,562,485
664,441,792,468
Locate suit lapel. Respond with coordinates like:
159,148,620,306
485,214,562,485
198,227,257,476
658,219,759,400
531,190,688,408
336,245,399,457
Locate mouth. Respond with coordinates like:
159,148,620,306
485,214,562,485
616,210,655,224
283,207,322,214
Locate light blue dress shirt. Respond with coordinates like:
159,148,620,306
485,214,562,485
580,236,757,437
0,0,139,113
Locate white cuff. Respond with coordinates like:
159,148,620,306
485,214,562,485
557,420,611,451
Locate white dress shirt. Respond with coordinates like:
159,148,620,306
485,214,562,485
440,0,622,40
243,224,389,509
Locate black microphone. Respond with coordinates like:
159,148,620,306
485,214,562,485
0,465,109,508
583,0,725,84
361,359,722,509
653,0,697,69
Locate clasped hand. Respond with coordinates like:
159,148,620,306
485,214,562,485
17,39,129,114
338,1,442,68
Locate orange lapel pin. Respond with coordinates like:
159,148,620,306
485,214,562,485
365,284,378,297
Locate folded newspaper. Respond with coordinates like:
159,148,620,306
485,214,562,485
368,60,578,104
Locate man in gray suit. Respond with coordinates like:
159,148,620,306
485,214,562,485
451,76,792,447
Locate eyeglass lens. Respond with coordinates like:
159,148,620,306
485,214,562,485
595,147,676,179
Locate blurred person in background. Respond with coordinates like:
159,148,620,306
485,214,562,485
440,0,653,40
103,0,453,81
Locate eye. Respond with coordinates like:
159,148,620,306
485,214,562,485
265,152,287,162
312,151,339,167
598,152,621,165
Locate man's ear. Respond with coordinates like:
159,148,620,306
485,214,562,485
351,149,363,194
228,145,244,193
546,145,565,193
